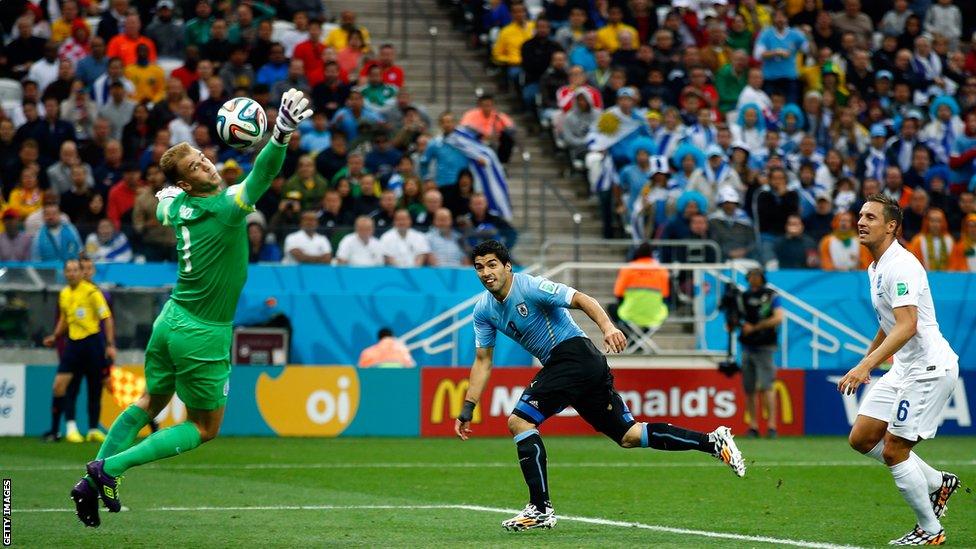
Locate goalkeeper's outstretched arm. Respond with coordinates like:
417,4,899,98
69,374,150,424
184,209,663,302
240,88,313,206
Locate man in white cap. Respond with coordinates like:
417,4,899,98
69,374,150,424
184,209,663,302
690,143,742,208
707,185,754,259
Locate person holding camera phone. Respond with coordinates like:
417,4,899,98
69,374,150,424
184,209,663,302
730,268,784,438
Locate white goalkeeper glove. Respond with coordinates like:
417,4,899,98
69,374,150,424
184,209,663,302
272,88,313,145
155,186,184,201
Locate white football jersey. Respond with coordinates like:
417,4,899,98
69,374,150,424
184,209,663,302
867,241,957,378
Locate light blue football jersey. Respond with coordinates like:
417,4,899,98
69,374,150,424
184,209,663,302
472,273,586,364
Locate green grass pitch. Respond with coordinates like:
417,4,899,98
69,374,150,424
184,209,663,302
4,436,976,547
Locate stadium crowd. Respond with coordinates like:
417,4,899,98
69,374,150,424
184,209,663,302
454,0,976,271
0,0,518,267
2,0,976,272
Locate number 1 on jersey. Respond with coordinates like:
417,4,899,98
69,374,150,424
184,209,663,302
181,225,193,273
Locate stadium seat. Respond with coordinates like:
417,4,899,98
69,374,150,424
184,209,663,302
617,288,668,354
0,79,23,103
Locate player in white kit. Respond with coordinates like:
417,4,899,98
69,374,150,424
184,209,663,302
837,194,960,546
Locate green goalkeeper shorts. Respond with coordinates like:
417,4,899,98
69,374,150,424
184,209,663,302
144,300,233,411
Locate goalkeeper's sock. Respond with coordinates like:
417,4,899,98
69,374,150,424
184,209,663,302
514,429,551,510
890,458,942,534
864,440,942,492
641,423,713,453
95,405,150,461
103,422,201,478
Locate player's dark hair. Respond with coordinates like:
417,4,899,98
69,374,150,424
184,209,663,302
866,193,903,234
63,258,80,269
377,327,393,340
471,239,511,266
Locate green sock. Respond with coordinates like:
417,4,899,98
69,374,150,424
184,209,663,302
103,422,202,478
95,405,151,461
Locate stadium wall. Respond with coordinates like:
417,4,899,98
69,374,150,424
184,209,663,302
11,263,975,369
4,365,972,437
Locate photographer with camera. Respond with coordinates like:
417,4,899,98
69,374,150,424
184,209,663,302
725,268,784,439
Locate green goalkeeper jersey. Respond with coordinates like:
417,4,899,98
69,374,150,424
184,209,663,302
157,142,286,323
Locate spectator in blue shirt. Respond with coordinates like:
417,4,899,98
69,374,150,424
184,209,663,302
31,203,83,262
330,90,385,143
420,112,471,193
365,132,403,183
753,9,808,104
568,31,598,73
298,111,332,153
255,42,289,88
75,37,109,91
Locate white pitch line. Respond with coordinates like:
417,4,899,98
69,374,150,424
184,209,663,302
14,503,861,549
3,460,975,471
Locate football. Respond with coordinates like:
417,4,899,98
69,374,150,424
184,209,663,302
216,97,267,150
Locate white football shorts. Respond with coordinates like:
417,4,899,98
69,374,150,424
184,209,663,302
857,366,959,441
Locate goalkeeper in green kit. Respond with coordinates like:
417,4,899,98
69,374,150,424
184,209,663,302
70,90,313,528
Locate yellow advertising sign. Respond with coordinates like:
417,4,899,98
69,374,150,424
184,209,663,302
430,378,481,424
255,366,360,436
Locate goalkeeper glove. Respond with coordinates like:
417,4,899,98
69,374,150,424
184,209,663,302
272,88,313,146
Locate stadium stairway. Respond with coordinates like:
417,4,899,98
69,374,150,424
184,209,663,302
333,0,692,352
333,0,615,262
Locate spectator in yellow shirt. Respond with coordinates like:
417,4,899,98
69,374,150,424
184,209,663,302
738,0,772,34
595,6,638,53
51,0,89,43
324,10,372,52
492,3,535,69
8,166,44,220
124,44,166,104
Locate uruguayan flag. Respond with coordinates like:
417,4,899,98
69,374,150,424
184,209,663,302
446,126,513,220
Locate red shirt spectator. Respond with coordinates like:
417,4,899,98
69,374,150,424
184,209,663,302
294,21,326,87
106,164,143,230
358,44,404,88
556,66,603,112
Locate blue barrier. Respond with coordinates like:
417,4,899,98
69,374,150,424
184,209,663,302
11,262,974,368
7,262,532,366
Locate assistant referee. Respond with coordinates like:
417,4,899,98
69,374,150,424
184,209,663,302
42,258,116,442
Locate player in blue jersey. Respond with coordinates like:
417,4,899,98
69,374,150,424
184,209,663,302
455,240,746,531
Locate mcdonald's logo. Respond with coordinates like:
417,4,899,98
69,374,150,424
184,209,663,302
430,379,482,424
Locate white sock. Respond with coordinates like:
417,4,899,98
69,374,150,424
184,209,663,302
864,441,943,493
66,420,78,433
865,440,884,462
889,460,942,534
910,453,944,494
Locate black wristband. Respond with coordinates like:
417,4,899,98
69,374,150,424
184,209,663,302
457,400,476,422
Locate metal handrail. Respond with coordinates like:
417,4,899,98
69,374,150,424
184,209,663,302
539,238,722,268
522,152,583,261
386,0,481,106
